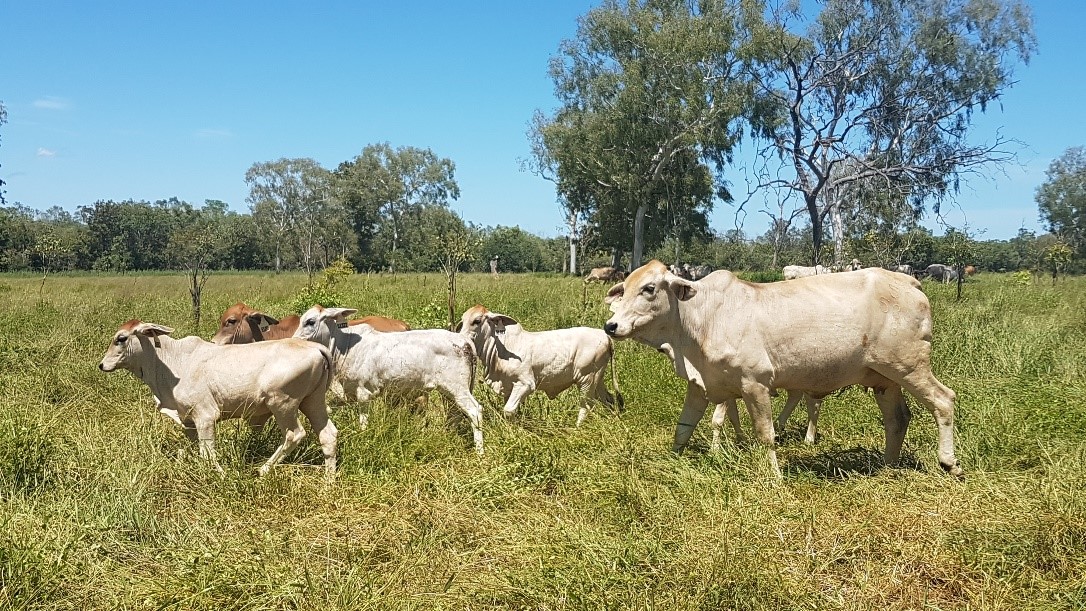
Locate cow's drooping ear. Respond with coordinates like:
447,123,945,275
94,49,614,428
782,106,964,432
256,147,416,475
670,278,698,301
605,283,625,304
323,307,358,322
247,312,279,327
134,322,174,337
454,321,464,333
489,313,518,327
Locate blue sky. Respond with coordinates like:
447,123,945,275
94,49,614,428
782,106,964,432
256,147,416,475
1,1,1081,241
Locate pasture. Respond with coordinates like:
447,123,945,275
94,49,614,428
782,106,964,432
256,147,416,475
0,270,1083,609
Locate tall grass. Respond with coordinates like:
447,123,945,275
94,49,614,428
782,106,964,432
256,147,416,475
0,271,1082,609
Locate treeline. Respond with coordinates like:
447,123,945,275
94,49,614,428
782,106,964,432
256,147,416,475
0,197,1069,275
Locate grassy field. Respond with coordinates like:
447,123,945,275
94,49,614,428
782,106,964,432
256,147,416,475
0,270,1083,610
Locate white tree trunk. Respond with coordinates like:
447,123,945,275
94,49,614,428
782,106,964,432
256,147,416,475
631,201,650,270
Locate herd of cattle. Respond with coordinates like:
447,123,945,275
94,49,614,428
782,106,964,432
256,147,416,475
98,258,965,479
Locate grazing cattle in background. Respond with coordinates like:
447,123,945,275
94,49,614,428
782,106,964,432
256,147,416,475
584,266,626,283
964,265,976,276
212,302,408,345
457,304,623,426
687,264,715,280
98,320,337,475
830,258,863,272
782,264,827,280
669,264,693,280
603,260,961,477
923,264,958,284
886,264,913,276
293,305,485,454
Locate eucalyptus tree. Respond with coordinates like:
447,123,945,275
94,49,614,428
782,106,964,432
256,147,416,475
246,157,331,274
333,143,459,273
745,0,1035,264
1036,146,1086,258
532,0,753,269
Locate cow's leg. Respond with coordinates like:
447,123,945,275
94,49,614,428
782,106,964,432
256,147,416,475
741,384,781,478
247,410,273,434
874,385,911,469
502,383,533,418
260,408,307,476
896,369,961,476
710,399,743,451
298,393,338,477
193,416,223,473
447,391,485,455
803,395,822,444
673,382,709,453
775,391,803,436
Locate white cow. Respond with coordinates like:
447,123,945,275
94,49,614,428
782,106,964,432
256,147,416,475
456,304,623,426
293,305,485,454
782,264,827,280
603,260,961,478
97,320,337,475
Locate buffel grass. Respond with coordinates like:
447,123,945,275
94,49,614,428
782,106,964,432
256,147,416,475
0,270,1083,609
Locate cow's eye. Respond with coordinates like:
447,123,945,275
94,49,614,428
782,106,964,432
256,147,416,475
303,318,316,327
116,334,127,344
641,284,656,296
226,318,237,325
473,318,482,326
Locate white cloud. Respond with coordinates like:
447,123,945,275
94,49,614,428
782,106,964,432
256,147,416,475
33,96,71,110
36,147,57,158
195,128,233,139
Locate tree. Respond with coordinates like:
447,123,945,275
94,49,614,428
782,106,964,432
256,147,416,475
246,158,330,274
0,101,7,205
1036,146,1086,259
479,226,546,272
334,143,459,272
170,206,226,330
533,0,752,269
745,0,1036,264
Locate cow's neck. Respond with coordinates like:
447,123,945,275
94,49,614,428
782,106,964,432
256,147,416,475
478,326,523,376
638,294,733,395
131,335,190,409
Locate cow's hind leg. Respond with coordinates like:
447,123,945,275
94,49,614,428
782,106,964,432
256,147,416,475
803,395,822,444
710,399,744,451
260,406,307,476
298,392,338,477
775,391,803,437
741,384,781,479
873,385,911,469
896,369,961,476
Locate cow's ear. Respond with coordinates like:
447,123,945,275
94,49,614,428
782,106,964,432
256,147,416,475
605,283,625,304
247,312,279,326
670,278,697,301
490,313,518,327
454,321,464,333
324,307,358,322
134,322,174,337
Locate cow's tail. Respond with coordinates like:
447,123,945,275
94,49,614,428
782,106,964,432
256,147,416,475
607,338,625,412
317,344,335,390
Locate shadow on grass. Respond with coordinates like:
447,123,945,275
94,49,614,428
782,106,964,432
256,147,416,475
783,445,927,480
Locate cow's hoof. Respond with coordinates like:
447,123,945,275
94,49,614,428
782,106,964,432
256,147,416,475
942,461,965,478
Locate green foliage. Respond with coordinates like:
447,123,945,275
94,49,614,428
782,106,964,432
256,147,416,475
287,257,355,312
1011,270,1032,286
1036,146,1086,258
0,418,57,496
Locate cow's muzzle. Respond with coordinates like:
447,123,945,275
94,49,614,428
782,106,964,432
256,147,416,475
603,322,619,336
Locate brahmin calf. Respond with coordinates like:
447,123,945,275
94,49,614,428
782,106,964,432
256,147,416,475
457,304,623,426
98,320,337,476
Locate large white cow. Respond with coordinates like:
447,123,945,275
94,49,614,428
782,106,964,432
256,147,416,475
603,260,961,477
98,320,337,475
456,304,623,426
293,305,485,454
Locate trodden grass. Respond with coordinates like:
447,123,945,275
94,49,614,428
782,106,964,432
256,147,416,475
0,270,1083,609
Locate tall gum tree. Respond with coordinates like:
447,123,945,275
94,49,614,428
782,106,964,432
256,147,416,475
744,0,1036,264
532,0,754,269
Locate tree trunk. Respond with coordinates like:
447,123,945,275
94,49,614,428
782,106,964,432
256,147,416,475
830,200,845,266
446,268,456,331
631,201,651,270
807,193,823,265
569,236,578,277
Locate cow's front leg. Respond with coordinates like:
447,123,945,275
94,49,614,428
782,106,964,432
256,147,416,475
673,382,709,453
742,384,781,479
194,417,223,473
502,383,533,418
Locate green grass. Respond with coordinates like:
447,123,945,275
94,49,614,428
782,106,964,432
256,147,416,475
0,271,1083,609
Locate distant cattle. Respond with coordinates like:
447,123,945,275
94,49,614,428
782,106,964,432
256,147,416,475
668,263,715,281
886,264,912,276
923,264,958,284
584,266,626,283
964,265,976,276
783,264,827,280
603,260,961,478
